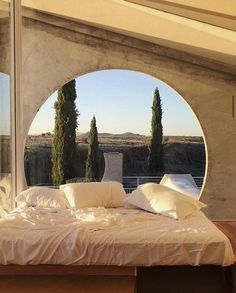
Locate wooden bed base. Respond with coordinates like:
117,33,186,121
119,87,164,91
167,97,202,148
0,222,235,292
0,265,137,293
0,265,233,293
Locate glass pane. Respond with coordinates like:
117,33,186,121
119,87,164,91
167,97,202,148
0,0,11,213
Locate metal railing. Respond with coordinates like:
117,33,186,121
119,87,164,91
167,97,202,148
33,176,204,193
122,176,204,193
192,177,204,188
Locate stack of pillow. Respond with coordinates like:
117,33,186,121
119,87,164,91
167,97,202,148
16,178,206,220
0,173,12,212
124,183,206,220
16,186,69,209
60,181,125,209
16,181,125,210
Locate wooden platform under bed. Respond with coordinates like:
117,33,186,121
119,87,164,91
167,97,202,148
214,221,236,293
214,222,236,262
0,264,232,293
136,220,236,293
0,265,137,293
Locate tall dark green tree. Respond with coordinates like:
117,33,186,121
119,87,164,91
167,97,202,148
148,87,164,175
86,116,99,182
52,79,79,186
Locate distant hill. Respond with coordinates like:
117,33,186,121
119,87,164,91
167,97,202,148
78,132,140,137
26,134,204,148
115,132,140,137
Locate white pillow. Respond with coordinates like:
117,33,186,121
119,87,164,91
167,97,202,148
16,187,68,208
125,183,206,220
60,181,125,209
160,174,200,199
0,174,11,212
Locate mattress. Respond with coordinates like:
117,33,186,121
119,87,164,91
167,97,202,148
0,206,234,266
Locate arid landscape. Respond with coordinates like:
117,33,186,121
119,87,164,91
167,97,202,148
24,134,205,186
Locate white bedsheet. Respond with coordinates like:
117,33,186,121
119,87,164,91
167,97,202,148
0,207,234,266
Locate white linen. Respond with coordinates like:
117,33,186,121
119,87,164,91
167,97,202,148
0,207,8,218
0,207,233,266
0,174,11,212
16,187,68,208
60,181,125,209
125,183,206,220
160,174,200,199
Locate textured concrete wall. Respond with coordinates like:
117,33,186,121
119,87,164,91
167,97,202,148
2,12,236,219
0,20,10,74
21,0,236,66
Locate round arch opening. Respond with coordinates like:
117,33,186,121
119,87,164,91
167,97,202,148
24,69,207,197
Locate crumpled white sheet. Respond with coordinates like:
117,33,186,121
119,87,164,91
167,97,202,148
0,206,126,265
0,206,234,266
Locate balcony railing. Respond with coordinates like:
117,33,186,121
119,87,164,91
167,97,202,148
35,176,204,194
122,176,204,193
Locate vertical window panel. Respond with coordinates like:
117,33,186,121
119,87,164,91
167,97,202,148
0,0,11,213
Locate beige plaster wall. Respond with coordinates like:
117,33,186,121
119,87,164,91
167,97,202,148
128,0,236,31
159,0,236,16
17,16,236,219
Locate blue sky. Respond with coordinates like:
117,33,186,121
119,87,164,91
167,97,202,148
1,70,203,136
0,73,10,135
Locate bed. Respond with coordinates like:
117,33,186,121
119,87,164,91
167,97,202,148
0,181,234,293
0,206,233,266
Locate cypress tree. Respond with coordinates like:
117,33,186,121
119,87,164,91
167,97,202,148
52,79,79,186
86,116,99,182
148,87,164,175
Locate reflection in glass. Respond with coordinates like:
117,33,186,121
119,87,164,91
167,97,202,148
0,0,11,214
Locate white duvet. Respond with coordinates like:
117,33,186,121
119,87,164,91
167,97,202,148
0,207,234,266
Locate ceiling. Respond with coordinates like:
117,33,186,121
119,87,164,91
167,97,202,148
1,0,235,73
127,0,236,31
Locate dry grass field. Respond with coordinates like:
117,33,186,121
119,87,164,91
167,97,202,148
24,134,205,186
26,134,204,148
